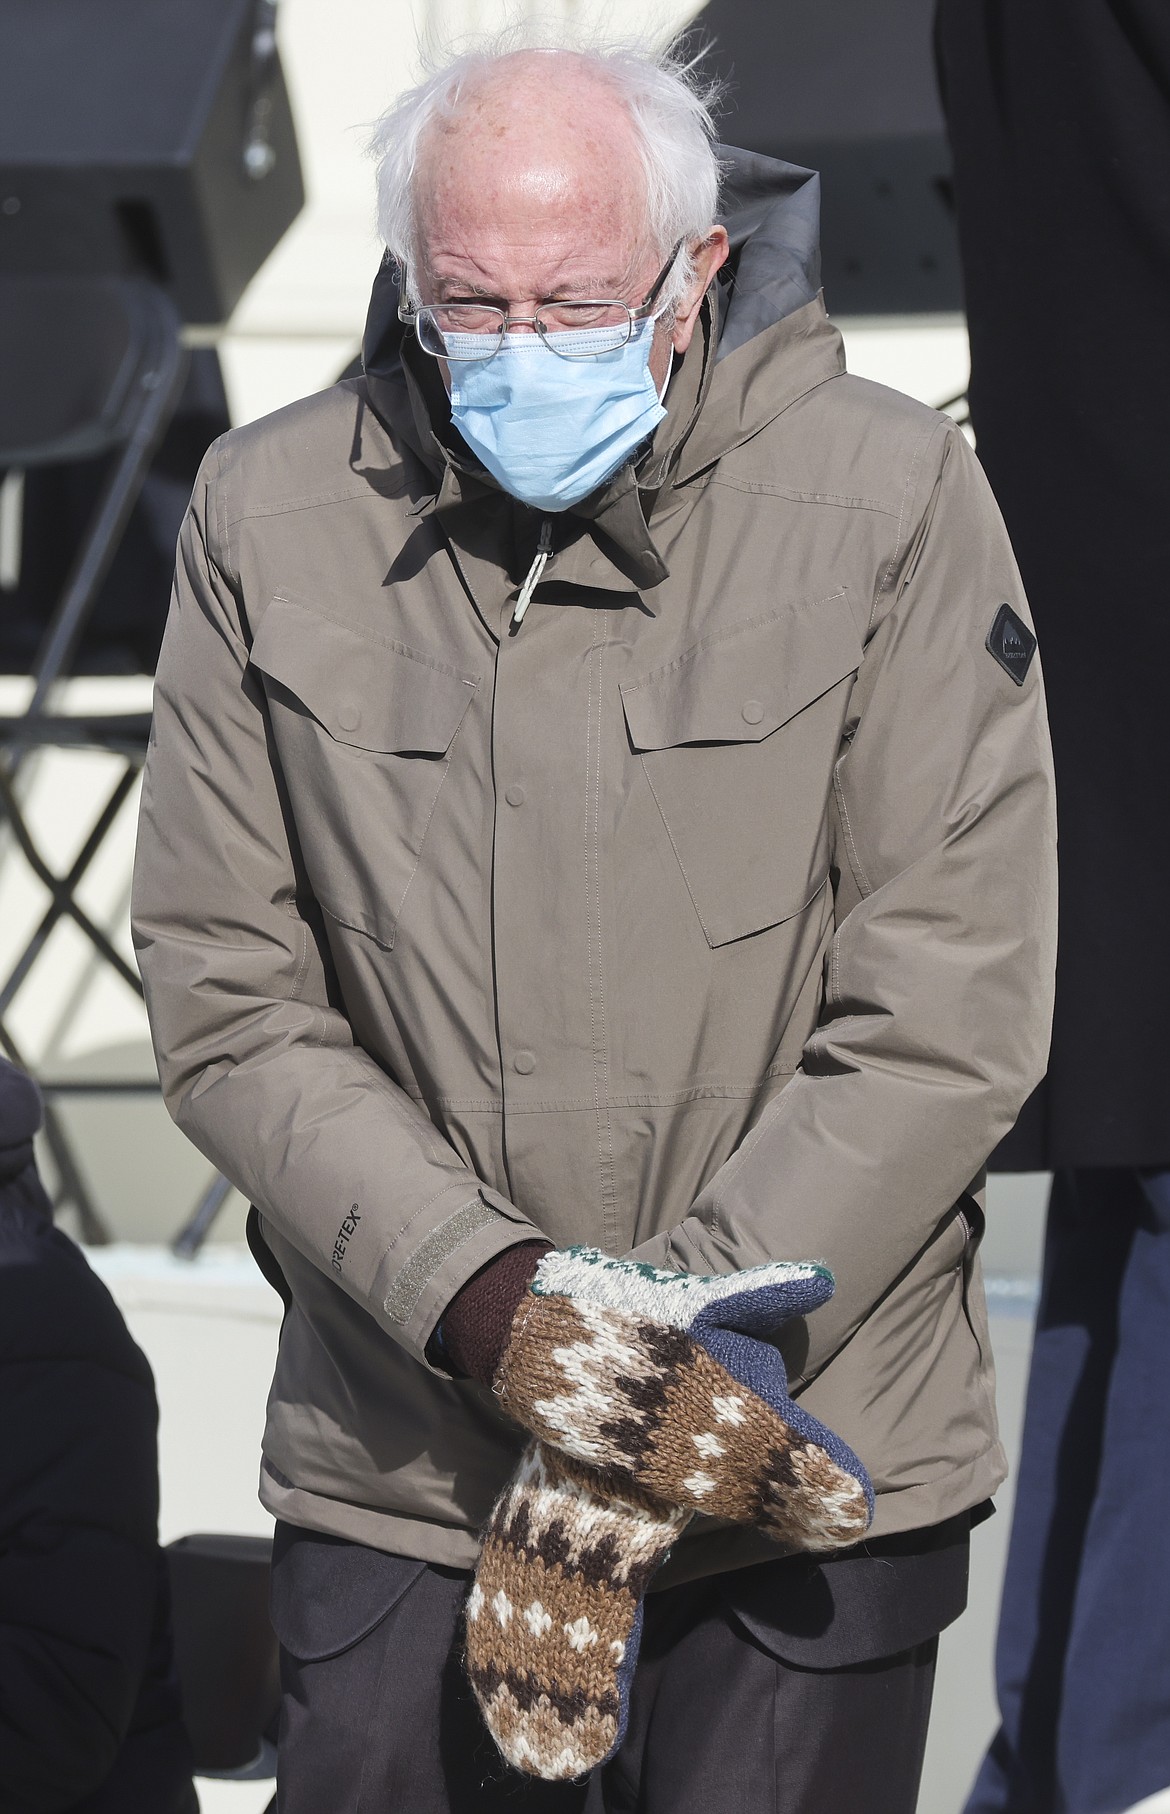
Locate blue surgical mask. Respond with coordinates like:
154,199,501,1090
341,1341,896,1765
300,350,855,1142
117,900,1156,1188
447,317,668,513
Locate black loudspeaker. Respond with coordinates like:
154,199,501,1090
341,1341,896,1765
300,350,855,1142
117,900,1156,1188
692,0,960,315
0,0,304,325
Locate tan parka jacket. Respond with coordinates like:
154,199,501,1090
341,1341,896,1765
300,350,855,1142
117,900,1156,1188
132,151,1057,1584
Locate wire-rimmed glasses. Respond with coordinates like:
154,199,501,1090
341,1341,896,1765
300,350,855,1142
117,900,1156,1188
399,240,684,362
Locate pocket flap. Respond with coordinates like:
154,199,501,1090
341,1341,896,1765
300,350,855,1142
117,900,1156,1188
620,589,861,751
250,595,479,754
269,1521,425,1661
723,1512,972,1667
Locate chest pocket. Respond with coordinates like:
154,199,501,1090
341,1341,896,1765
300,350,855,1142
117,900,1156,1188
250,595,479,948
620,589,863,947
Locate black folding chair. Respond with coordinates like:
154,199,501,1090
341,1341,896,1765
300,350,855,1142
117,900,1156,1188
166,1532,280,1803
0,272,197,1241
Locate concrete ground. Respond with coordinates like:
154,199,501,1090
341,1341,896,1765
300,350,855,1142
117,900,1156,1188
87,1171,1050,1814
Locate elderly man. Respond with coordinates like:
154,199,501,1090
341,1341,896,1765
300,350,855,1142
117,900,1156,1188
133,34,1056,1814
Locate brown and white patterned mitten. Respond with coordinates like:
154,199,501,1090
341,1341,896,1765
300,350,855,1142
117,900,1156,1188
465,1439,691,1781
494,1248,873,1551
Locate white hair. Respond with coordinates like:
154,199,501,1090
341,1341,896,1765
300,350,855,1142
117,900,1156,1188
366,23,723,311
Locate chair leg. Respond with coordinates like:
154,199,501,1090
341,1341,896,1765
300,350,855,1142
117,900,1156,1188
0,759,144,1015
25,327,187,716
172,1171,235,1259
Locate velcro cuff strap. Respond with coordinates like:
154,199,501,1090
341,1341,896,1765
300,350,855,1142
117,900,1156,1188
382,1198,498,1326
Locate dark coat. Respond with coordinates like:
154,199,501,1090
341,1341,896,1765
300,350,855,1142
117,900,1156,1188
936,0,1170,1168
0,1061,196,1813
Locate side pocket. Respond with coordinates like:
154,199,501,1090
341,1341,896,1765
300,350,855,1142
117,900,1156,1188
269,1523,426,1662
723,1517,972,1667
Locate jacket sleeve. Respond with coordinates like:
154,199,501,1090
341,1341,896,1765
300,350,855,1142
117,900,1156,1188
131,447,541,1367
629,421,1057,1382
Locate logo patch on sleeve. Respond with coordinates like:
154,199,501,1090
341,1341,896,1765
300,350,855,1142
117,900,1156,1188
986,603,1036,686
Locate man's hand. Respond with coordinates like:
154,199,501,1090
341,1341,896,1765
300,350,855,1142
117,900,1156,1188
452,1246,874,1551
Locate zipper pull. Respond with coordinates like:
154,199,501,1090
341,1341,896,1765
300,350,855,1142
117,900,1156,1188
512,518,553,627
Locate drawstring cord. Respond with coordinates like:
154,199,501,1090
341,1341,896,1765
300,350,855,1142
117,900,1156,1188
512,518,553,627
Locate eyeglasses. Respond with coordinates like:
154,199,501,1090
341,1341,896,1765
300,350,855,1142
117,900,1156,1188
399,240,685,362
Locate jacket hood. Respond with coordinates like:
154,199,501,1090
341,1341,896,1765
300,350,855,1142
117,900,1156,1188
712,146,823,359
359,146,844,583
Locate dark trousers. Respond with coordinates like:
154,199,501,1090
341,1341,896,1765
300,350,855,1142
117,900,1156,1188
967,1169,1170,1814
271,1515,971,1814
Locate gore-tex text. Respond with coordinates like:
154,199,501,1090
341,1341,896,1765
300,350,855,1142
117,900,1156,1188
332,1204,361,1272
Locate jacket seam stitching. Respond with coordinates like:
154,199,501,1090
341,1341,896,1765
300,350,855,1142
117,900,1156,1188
584,619,619,1248
640,761,717,943
832,759,874,902
263,596,482,683
284,909,316,1007
226,485,388,527
380,1184,483,1266
213,440,229,572
237,579,323,1026
398,1071,800,1112
874,431,926,612
803,1014,860,1071
622,590,848,692
210,438,242,597
708,473,897,514
871,419,947,629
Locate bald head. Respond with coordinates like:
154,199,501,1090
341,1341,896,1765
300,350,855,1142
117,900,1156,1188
417,54,650,305
407,50,726,382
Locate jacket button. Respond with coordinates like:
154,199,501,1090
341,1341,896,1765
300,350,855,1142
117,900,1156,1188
337,704,361,732
741,699,764,725
513,1050,536,1075
505,784,526,807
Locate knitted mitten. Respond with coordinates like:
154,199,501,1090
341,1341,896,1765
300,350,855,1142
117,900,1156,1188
465,1438,691,1780
495,1248,873,1550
